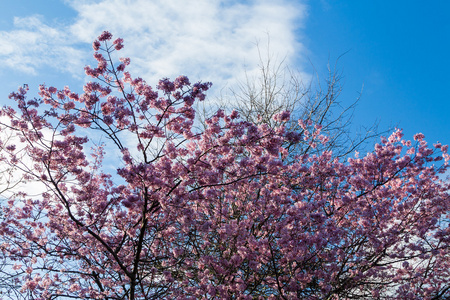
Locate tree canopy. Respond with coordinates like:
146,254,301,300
0,32,449,299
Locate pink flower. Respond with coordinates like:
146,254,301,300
92,40,101,50
174,75,190,88
69,283,81,292
113,38,124,50
273,110,290,122
1,31,449,300
117,64,126,72
158,78,175,92
414,132,425,141
119,57,130,65
5,144,16,151
230,110,239,119
63,101,75,110
98,31,112,41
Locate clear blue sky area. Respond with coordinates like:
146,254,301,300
0,0,449,150
304,1,450,148
0,0,76,27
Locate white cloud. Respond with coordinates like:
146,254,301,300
0,0,309,197
0,15,85,76
0,0,307,92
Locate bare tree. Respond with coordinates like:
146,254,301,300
203,46,382,160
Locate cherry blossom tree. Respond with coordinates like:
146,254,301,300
0,32,449,299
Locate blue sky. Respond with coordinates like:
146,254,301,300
305,1,450,148
0,0,449,150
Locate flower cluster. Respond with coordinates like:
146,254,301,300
0,31,449,299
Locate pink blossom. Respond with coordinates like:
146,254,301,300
0,32,448,300
117,63,126,72
98,31,112,41
5,144,16,151
113,38,124,50
120,57,130,65
92,40,101,50
273,110,290,122
414,132,425,141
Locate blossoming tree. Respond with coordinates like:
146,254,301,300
0,32,449,299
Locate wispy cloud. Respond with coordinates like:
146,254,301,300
0,0,307,90
0,15,85,76
0,0,308,193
